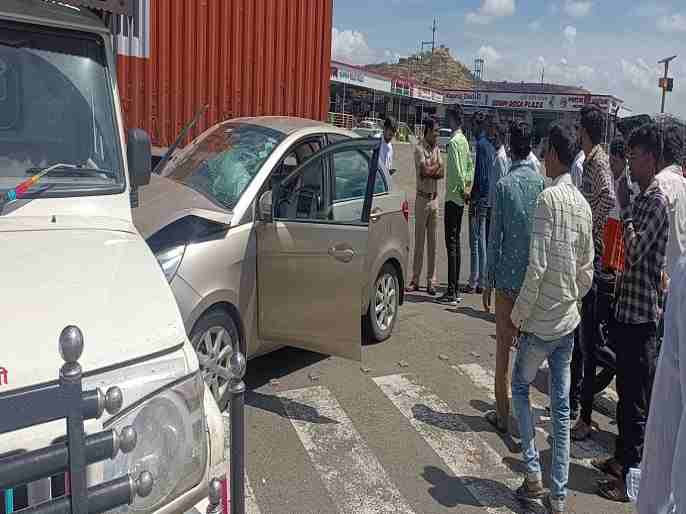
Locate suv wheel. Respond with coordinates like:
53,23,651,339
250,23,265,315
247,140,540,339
367,263,399,342
190,308,239,410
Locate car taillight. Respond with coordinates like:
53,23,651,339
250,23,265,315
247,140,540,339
402,200,409,222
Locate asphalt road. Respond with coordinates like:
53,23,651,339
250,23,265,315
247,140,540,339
223,142,635,514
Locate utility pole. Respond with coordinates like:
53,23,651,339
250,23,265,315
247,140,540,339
658,55,677,114
420,18,438,84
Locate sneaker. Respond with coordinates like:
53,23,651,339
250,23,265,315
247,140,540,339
476,286,484,294
436,292,460,305
462,285,475,294
515,476,546,502
544,494,565,513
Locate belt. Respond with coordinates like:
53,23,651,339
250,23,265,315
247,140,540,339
416,190,435,199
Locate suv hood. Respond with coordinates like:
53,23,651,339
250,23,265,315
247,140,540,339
0,217,187,390
133,174,233,239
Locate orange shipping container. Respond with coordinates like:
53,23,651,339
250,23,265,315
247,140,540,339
114,0,333,151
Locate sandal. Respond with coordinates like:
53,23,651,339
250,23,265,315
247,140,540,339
485,410,508,434
591,457,622,479
597,478,630,503
406,281,419,292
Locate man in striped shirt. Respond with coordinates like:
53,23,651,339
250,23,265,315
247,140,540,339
510,122,594,514
596,123,669,503
571,105,617,442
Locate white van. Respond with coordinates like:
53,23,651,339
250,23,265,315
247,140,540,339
0,2,224,513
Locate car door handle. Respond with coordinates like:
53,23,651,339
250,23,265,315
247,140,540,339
370,207,383,223
328,246,355,262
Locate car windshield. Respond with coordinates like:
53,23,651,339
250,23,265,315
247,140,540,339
163,122,285,209
0,21,124,201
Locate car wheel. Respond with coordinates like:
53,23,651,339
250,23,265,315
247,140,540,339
367,263,399,342
190,308,239,410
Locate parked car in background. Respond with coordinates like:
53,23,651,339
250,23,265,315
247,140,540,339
438,128,453,151
132,117,410,407
352,120,383,139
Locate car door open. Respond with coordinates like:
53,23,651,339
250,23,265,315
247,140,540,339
255,140,381,361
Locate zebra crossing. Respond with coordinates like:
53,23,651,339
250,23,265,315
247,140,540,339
211,361,621,514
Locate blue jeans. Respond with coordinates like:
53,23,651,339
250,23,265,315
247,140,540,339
468,202,489,288
512,331,574,505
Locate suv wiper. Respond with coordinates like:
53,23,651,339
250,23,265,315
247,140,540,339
25,164,116,179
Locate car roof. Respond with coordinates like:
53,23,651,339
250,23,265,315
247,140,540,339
229,116,355,136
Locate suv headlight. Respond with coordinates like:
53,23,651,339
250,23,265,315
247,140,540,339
103,373,207,514
155,245,186,283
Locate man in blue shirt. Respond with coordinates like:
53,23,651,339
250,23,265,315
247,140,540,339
466,112,496,293
482,121,545,433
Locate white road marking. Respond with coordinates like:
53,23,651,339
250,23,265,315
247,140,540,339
455,363,610,462
280,386,416,514
373,374,534,514
222,414,262,514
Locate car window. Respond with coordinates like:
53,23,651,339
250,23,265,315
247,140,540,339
333,150,386,203
163,122,284,209
327,133,350,145
274,156,328,221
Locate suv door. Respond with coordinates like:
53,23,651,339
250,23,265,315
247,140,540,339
256,140,381,361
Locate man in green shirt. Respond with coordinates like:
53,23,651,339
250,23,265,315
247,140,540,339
437,106,475,305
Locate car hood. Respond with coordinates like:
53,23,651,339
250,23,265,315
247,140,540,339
133,174,232,239
0,217,188,390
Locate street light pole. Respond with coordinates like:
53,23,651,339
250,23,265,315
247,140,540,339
658,55,677,114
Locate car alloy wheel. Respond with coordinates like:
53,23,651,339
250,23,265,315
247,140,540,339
190,310,239,409
375,272,397,332
368,263,399,341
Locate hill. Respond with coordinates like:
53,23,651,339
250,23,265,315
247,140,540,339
364,47,474,90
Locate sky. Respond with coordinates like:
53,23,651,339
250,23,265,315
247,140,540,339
332,0,686,118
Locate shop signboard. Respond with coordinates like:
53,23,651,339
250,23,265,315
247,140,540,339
330,65,392,93
413,87,433,101
392,79,412,97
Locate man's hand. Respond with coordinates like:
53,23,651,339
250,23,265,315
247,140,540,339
506,317,520,348
482,288,493,313
617,176,631,210
662,271,670,292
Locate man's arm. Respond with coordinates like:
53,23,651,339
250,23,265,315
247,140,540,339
433,150,445,179
511,194,552,328
621,194,669,268
486,182,505,289
464,142,475,199
586,160,615,247
576,208,595,300
446,138,463,195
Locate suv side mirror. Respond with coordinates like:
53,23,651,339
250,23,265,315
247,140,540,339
127,129,152,208
258,190,273,223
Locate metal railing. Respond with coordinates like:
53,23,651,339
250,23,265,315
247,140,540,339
0,326,153,514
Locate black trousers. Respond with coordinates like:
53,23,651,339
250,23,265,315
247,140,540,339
611,319,658,479
574,278,616,424
444,201,464,294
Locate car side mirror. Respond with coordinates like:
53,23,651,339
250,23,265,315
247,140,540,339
258,190,273,223
389,168,397,176
127,128,152,208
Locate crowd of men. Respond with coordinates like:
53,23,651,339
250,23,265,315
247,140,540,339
403,104,685,513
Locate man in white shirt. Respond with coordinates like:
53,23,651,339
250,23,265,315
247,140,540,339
509,121,594,514
638,255,686,514
378,116,397,176
655,124,686,282
571,146,585,189
527,149,542,175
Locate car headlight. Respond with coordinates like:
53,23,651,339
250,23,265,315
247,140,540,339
155,245,186,283
103,372,207,514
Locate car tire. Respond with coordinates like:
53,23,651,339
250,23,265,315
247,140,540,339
367,263,400,342
189,307,240,411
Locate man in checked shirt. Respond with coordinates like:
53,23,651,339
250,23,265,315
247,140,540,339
571,105,617,442
595,123,669,503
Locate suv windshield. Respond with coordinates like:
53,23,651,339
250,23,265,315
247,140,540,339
163,122,285,209
0,22,123,200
